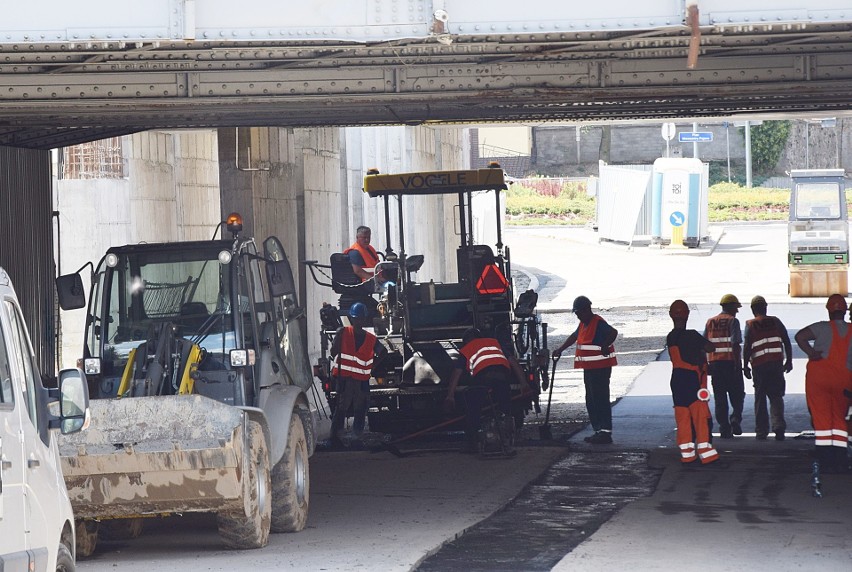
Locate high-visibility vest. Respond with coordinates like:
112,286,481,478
574,315,617,369
746,316,785,367
705,313,738,362
669,345,708,389
343,242,380,283
460,338,510,377
331,326,377,381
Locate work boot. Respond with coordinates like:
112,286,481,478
731,420,743,436
775,432,785,441
588,431,613,445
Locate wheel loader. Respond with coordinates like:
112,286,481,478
55,213,328,555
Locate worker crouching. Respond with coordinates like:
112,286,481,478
667,300,719,465
444,328,527,454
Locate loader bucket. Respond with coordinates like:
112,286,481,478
58,395,249,518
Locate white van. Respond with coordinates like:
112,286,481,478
0,267,89,571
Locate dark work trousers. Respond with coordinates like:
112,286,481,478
331,377,369,439
355,379,370,434
583,367,613,433
752,361,786,438
462,366,512,436
708,360,745,433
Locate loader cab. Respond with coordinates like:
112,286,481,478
57,221,300,408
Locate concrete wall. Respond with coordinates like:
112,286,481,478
342,126,470,284
532,124,746,175
56,125,471,365
217,125,471,360
55,130,221,367
778,119,851,173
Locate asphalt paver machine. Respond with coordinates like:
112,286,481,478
306,166,549,436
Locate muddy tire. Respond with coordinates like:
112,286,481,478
217,420,271,549
98,518,144,541
74,520,99,558
271,413,310,532
56,543,75,572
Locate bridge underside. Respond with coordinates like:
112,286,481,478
2,5,852,148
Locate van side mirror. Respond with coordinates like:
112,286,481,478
56,273,86,310
57,368,90,434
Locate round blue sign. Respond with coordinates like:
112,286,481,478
669,211,685,227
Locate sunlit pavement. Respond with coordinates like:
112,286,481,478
421,224,852,572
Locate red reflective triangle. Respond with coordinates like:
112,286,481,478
476,263,509,295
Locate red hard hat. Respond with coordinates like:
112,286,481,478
669,299,690,319
826,294,847,312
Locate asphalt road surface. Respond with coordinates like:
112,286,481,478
78,222,852,571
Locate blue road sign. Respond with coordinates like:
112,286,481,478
678,132,713,142
670,211,685,227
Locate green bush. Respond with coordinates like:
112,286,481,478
505,180,594,225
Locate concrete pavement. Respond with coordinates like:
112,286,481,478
554,358,852,571
425,225,852,571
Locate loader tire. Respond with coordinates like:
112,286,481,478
75,520,99,558
98,518,144,541
271,413,310,532
217,420,271,549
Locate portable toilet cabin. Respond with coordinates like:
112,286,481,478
788,169,848,297
651,158,705,247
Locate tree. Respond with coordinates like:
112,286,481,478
743,120,791,174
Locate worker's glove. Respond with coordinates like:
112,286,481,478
697,388,711,402
743,365,752,380
600,347,610,357
784,360,793,374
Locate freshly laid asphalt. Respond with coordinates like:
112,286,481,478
418,224,852,572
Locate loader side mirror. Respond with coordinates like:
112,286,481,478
56,273,86,310
266,260,295,299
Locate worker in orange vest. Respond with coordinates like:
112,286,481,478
553,296,618,445
795,294,852,474
742,295,793,441
344,225,381,282
704,294,745,439
666,300,719,465
444,327,527,453
342,225,383,318
329,302,386,447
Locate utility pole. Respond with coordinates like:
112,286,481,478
744,121,753,188
692,121,699,159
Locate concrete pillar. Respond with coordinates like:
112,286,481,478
57,130,220,367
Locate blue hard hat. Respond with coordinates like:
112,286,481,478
349,302,368,319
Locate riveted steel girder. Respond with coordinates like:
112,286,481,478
1,1,852,148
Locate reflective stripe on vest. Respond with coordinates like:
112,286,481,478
460,338,510,376
746,317,785,367
574,315,617,369
706,314,737,362
343,242,380,283
331,326,377,381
